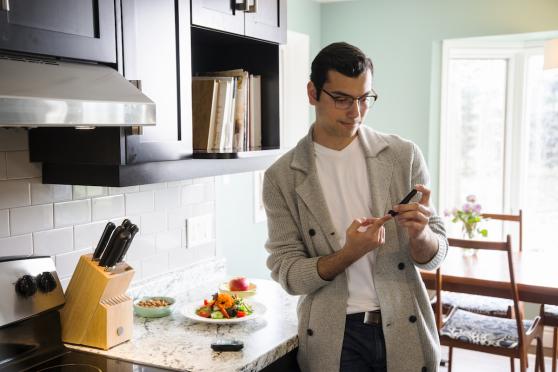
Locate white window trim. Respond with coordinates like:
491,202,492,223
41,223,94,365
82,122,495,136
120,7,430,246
438,39,544,215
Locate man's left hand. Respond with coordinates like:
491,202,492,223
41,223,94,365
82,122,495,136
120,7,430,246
391,184,433,241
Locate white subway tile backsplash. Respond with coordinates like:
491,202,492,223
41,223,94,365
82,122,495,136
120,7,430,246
33,227,73,256
0,209,8,238
31,180,73,205
109,186,140,195
125,191,154,215
193,176,215,184
156,229,181,251
0,128,28,151
56,248,91,278
141,253,169,279
154,187,181,211
167,247,190,270
92,195,125,221
73,186,108,200
167,179,192,187
139,183,166,191
140,211,167,235
54,199,91,228
0,138,217,283
124,234,155,261
0,234,33,256
10,204,53,235
181,183,206,205
0,180,31,209
167,207,189,230
7,151,41,179
0,152,6,180
74,220,108,250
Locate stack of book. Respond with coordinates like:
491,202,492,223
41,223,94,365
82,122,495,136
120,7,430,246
192,69,261,153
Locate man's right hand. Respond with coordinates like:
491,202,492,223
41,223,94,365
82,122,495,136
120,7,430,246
317,215,391,281
344,215,392,259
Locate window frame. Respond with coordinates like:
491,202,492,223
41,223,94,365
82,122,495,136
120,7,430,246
438,39,545,221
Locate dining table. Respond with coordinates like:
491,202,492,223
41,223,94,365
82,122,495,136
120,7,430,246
420,248,558,305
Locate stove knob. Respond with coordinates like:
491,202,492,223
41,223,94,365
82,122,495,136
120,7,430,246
15,275,37,297
36,272,57,293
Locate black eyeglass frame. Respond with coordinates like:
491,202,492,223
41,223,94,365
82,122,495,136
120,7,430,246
321,88,379,110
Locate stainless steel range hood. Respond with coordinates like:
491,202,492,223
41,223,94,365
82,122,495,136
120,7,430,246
0,54,156,128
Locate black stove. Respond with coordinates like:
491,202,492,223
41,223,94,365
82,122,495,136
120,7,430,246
0,256,173,372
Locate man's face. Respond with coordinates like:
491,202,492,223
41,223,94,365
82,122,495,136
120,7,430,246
308,69,373,139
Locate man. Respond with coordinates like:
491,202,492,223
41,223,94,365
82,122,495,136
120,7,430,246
263,42,448,372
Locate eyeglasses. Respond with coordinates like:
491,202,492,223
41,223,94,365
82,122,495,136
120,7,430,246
321,88,378,110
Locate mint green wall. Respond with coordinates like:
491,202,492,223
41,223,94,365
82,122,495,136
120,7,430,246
320,0,558,199
215,0,321,279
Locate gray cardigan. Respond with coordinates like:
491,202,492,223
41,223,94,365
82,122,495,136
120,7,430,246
263,125,448,372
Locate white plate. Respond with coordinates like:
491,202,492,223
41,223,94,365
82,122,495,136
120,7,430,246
183,300,266,324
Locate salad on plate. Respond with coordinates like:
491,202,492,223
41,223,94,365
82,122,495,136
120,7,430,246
195,292,253,320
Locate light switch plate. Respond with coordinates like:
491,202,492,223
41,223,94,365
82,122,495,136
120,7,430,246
185,215,213,248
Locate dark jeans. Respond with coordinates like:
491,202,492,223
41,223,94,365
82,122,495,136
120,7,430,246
339,315,387,372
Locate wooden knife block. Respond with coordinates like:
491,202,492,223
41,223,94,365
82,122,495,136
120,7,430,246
60,254,135,350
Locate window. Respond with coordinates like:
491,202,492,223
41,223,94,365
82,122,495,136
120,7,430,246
439,40,558,252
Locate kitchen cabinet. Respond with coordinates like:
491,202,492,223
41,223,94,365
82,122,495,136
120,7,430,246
192,0,286,44
29,0,192,167
26,0,286,186
120,0,192,163
0,0,116,63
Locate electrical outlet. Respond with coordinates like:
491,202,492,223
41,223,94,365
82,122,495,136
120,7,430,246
185,215,213,248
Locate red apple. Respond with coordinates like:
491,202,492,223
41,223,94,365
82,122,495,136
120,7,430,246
228,277,249,291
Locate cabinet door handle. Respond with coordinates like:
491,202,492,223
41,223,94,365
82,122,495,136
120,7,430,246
235,0,257,13
1,0,10,12
246,0,258,13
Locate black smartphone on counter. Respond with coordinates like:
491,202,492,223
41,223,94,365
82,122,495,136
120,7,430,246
211,339,244,352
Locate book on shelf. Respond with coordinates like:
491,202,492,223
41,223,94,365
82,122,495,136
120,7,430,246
249,74,262,150
191,70,261,153
191,79,218,151
192,76,235,152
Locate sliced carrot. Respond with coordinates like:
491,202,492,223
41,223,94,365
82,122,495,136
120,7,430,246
217,303,230,318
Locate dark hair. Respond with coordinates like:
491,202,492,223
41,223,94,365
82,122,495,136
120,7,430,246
310,42,373,100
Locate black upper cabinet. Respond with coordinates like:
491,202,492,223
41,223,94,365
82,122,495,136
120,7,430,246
191,0,286,44
121,0,192,163
26,0,287,186
0,0,116,63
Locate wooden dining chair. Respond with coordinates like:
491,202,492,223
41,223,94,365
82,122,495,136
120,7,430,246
540,304,558,372
482,210,523,251
434,210,523,319
435,236,545,372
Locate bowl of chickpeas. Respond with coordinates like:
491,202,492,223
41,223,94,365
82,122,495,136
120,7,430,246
133,296,175,318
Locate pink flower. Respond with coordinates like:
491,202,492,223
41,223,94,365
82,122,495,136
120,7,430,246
462,203,472,213
466,195,476,203
473,203,482,214
444,209,451,217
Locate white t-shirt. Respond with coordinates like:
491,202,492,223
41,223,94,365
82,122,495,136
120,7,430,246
314,138,380,314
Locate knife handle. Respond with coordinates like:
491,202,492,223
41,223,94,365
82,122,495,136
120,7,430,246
98,225,124,266
102,230,131,269
117,224,139,263
92,222,116,260
121,218,132,229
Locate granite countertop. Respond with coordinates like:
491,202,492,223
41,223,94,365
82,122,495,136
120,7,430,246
67,261,299,372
